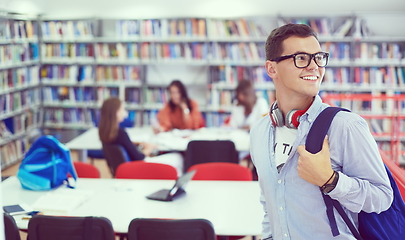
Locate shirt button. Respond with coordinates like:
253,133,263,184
271,152,274,156
279,207,283,210
278,180,282,184
284,233,288,237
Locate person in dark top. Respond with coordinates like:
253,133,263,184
98,97,184,175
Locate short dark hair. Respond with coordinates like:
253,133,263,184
236,79,254,95
265,23,318,61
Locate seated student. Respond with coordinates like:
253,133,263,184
98,97,183,175
155,80,205,132
227,80,269,130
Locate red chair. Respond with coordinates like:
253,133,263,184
187,162,252,240
115,161,178,180
73,161,100,178
188,162,252,181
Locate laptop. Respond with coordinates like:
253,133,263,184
146,170,196,202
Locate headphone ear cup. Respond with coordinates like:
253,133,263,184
285,110,298,128
270,107,284,127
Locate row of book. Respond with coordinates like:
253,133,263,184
207,19,267,39
210,66,272,85
203,112,231,128
0,20,38,41
365,118,393,135
0,89,40,115
42,86,120,104
353,66,405,87
95,66,141,82
116,18,207,39
0,138,28,168
0,43,39,65
355,42,404,61
96,43,141,61
43,108,94,127
41,21,94,40
321,42,351,62
210,42,265,63
116,18,268,40
322,67,405,87
279,17,351,37
1,110,39,135
143,88,169,105
41,65,93,83
321,92,402,113
125,88,141,105
4,43,398,65
281,18,332,36
95,42,267,62
41,43,94,59
42,86,171,107
0,66,40,92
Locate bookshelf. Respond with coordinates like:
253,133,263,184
2,11,405,169
0,13,42,170
39,18,98,130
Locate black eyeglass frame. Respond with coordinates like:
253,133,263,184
270,52,330,68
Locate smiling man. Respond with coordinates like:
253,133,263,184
249,24,393,240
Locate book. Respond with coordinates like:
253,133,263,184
31,188,94,215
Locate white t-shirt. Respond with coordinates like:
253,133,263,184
229,97,269,128
274,126,297,173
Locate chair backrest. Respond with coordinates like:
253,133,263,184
73,161,100,178
128,218,216,240
115,161,178,180
102,143,130,177
184,140,239,172
27,215,115,240
188,162,253,181
4,213,21,240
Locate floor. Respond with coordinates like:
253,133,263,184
2,151,260,240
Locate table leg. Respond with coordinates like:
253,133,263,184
73,150,88,162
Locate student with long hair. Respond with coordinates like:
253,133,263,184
99,97,183,175
155,80,204,132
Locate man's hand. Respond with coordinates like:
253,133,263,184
296,136,334,187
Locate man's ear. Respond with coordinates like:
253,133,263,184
265,60,277,78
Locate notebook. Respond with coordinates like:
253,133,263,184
146,170,196,201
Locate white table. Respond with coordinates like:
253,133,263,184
2,176,263,237
66,127,251,161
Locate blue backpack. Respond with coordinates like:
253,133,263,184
17,135,78,191
306,107,405,240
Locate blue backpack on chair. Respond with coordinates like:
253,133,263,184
17,135,77,191
306,107,405,240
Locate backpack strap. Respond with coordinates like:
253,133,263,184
305,107,363,239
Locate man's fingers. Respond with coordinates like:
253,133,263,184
321,135,330,153
297,145,306,155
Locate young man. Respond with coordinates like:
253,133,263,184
249,23,393,239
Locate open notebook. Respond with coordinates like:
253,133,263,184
146,170,196,202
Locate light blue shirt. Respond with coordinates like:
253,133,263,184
250,95,393,240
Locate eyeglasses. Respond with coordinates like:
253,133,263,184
270,52,329,68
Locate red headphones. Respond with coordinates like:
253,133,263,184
269,101,309,129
